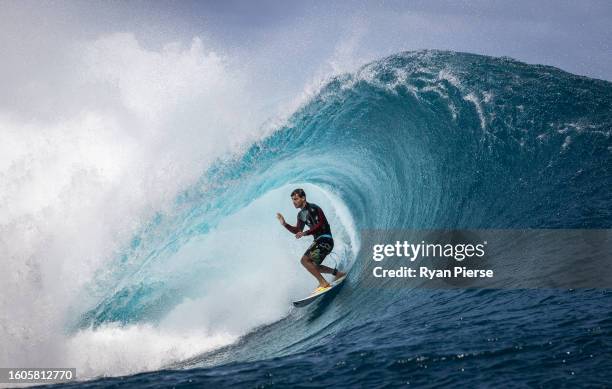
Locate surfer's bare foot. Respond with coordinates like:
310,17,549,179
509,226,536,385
334,271,346,280
319,282,331,288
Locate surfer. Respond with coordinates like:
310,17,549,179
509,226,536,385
277,188,345,293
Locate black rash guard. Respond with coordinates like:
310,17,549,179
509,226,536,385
283,202,332,239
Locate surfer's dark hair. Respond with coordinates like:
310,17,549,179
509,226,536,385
291,188,306,198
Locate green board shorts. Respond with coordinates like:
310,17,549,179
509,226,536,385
304,236,334,266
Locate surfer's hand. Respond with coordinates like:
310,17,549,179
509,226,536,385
276,213,285,225
295,231,305,239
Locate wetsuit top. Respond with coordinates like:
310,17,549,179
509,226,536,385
283,202,332,239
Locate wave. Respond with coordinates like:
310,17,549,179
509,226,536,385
23,50,612,381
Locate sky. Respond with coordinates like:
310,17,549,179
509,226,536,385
1,1,611,98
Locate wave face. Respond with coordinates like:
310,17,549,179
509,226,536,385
72,51,612,386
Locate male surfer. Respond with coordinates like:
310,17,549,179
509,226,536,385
277,188,345,293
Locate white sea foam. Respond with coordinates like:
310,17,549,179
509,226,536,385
0,32,273,378
464,93,487,130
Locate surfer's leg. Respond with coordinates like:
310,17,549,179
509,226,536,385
317,264,335,274
318,265,346,280
311,239,343,279
301,255,331,288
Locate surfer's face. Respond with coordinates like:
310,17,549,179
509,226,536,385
291,194,306,208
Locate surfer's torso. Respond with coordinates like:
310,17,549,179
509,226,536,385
297,202,332,239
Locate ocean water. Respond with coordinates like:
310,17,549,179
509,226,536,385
30,50,612,387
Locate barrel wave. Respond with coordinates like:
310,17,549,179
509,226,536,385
70,51,612,387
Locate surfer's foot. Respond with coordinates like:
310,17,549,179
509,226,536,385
334,271,346,280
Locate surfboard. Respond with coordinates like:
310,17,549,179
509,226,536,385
292,274,348,308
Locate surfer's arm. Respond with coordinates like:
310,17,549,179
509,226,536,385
304,208,326,236
283,219,304,234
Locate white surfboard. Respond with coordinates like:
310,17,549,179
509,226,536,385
292,275,348,308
